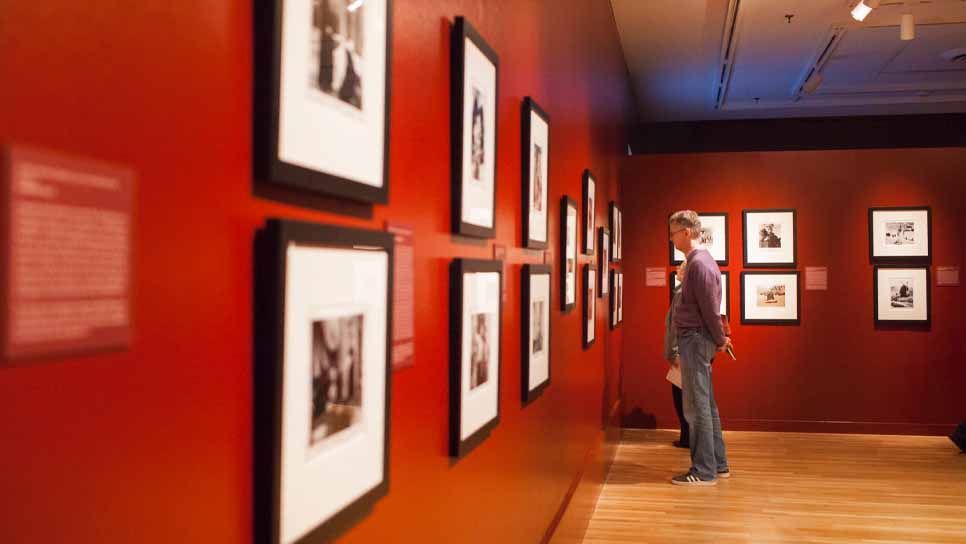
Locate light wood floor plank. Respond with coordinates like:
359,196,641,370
582,429,966,544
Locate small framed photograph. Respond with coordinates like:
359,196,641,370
671,212,728,266
449,258,503,458
874,266,930,326
743,209,797,268
583,264,597,349
253,0,392,204
521,97,550,249
521,264,552,404
869,207,931,264
253,219,393,544
740,271,801,325
610,270,623,329
560,196,578,312
609,202,622,263
582,169,596,255
598,227,610,296
671,270,729,316
451,17,499,238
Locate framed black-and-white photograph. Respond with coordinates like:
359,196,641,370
582,170,596,255
599,227,609,296
449,258,502,458
671,212,728,266
743,209,797,268
583,264,597,349
874,266,930,327
869,207,931,264
618,271,624,323
610,270,623,329
609,202,622,263
740,271,800,325
253,0,392,204
451,17,498,238
522,97,550,249
521,264,551,404
253,219,392,544
671,270,729,316
560,196,578,312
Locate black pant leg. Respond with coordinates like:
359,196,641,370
672,384,689,443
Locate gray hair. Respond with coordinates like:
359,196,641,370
669,210,702,239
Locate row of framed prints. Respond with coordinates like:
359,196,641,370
254,5,617,253
255,220,622,544
455,260,623,456
670,268,931,326
669,207,932,267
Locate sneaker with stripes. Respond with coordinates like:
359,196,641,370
670,471,717,486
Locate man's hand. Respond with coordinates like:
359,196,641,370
717,337,733,353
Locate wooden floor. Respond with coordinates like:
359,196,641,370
583,429,966,544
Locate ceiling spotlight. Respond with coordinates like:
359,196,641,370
901,13,915,40
851,0,880,22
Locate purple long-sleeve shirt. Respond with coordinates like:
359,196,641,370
673,248,727,347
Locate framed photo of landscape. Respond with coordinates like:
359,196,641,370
253,219,393,544
671,212,728,266
521,97,550,249
743,209,797,268
451,17,499,238
521,264,551,404
869,207,931,264
740,271,800,325
449,258,503,458
874,266,930,326
253,0,392,204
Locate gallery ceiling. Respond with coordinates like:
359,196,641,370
611,0,966,122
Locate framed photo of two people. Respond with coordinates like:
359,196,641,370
254,0,392,204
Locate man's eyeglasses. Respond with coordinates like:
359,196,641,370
669,227,687,240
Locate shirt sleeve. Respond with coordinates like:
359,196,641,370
690,263,727,347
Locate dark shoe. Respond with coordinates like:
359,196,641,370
672,440,690,448
717,469,731,479
670,471,716,486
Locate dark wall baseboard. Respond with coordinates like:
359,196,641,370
623,413,957,437
631,113,966,154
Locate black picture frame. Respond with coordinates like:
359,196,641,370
873,265,931,328
560,196,578,313
451,17,499,238
740,271,801,325
582,169,596,255
521,97,550,249
868,206,932,264
253,0,392,205
609,202,622,263
598,227,610,296
583,264,597,349
609,269,622,329
253,219,393,544
669,212,729,266
742,209,797,268
449,258,503,458
521,264,552,405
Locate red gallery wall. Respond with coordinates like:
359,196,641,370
0,1,634,543
620,148,966,435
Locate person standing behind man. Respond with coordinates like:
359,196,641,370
668,210,733,486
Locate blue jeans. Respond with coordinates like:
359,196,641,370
678,329,728,480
